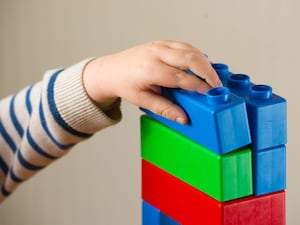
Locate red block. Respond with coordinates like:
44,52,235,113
142,160,286,225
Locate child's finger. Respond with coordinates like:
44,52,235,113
149,62,212,94
153,44,222,88
154,40,199,52
137,91,188,125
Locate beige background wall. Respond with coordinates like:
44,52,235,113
0,0,299,224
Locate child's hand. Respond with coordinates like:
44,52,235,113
83,40,222,124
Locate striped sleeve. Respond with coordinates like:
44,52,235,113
0,58,122,202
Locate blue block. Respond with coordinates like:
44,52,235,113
226,74,287,151
246,86,287,151
142,201,180,225
141,87,251,155
253,145,286,195
142,201,160,225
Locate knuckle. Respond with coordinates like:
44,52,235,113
174,71,187,82
148,41,163,52
185,51,198,63
138,61,151,73
160,106,174,120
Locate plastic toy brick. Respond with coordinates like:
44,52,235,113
253,145,286,196
141,86,251,155
142,200,160,225
142,201,181,225
141,115,253,202
218,69,287,151
246,84,287,151
142,160,286,225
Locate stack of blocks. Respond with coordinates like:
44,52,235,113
140,62,287,225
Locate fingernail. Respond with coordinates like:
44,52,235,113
176,117,187,125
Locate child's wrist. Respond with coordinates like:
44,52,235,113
94,97,120,112
82,57,118,111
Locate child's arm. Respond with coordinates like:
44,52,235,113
83,40,221,125
0,59,122,203
0,40,221,203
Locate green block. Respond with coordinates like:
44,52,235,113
141,115,253,202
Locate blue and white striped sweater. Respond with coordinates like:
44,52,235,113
0,59,121,202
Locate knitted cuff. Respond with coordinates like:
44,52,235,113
49,58,122,135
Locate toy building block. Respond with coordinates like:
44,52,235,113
246,84,287,151
142,160,286,225
142,200,160,225
211,64,287,192
253,145,286,196
141,86,251,155
224,72,287,151
142,201,180,225
141,115,253,201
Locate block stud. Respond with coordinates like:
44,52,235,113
250,85,272,100
228,74,250,89
212,63,229,80
206,87,231,105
